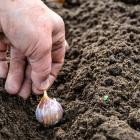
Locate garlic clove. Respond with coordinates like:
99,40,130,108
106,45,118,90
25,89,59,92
35,91,63,126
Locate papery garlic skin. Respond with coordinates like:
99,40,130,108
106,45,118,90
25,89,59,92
35,93,63,126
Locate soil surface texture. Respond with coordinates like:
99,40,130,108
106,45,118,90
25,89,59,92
1,0,140,139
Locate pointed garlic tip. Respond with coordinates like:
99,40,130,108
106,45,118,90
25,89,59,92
43,90,49,99
35,91,63,126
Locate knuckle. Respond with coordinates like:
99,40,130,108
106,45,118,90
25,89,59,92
58,16,65,28
52,13,65,30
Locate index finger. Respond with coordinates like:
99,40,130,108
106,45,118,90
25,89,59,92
41,39,66,90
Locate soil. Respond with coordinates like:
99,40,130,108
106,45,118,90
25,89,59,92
0,0,140,139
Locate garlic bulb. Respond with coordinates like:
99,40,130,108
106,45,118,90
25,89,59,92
35,91,63,126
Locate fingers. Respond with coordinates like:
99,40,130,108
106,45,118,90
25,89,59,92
5,47,26,94
18,64,32,99
29,36,52,94
32,38,68,94
41,39,66,90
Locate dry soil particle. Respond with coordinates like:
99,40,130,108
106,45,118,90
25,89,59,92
0,0,140,140
98,117,140,140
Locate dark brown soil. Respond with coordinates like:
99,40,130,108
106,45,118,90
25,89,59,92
1,0,140,139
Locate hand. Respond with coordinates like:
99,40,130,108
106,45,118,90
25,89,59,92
0,0,67,99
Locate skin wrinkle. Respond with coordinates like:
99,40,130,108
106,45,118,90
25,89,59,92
28,36,51,62
52,38,65,51
30,49,52,72
11,55,26,62
32,66,51,77
50,72,56,78
25,37,40,59
50,63,62,79
52,47,65,63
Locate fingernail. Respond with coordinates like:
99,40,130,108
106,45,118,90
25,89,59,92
41,80,50,90
18,91,29,100
18,94,27,100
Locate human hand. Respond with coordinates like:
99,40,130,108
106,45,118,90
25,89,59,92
0,0,67,99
